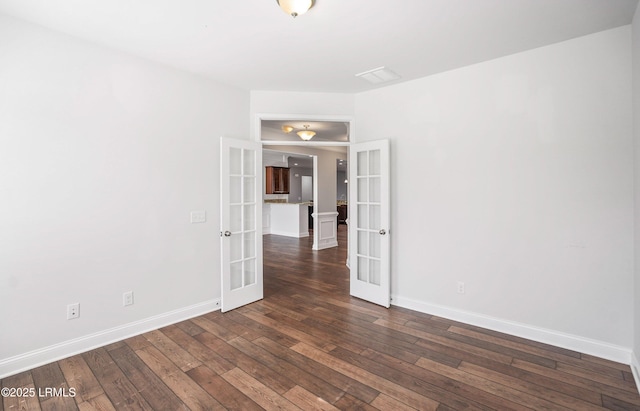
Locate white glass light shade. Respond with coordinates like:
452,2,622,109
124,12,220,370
276,0,314,17
297,130,316,141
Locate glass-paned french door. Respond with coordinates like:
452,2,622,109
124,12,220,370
220,138,263,312
350,140,390,308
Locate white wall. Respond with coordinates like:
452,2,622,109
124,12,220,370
632,3,640,378
288,165,313,203
0,14,249,375
356,27,634,357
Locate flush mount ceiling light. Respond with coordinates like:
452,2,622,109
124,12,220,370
297,125,316,141
281,125,294,133
276,0,314,17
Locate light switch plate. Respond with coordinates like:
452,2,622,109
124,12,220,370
190,210,206,223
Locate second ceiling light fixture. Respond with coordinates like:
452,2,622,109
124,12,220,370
282,124,316,141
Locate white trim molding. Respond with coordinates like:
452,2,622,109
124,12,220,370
632,351,640,395
392,295,634,366
312,211,339,250
0,299,221,379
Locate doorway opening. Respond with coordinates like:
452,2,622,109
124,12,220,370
258,116,353,299
262,147,348,248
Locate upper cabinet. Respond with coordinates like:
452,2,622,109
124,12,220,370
265,166,290,194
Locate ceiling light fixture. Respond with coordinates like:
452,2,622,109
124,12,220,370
276,0,314,18
281,125,294,133
297,125,316,141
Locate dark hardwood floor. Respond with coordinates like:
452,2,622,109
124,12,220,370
3,225,640,410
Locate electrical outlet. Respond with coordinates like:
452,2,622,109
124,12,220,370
457,281,465,294
67,303,80,320
123,291,134,307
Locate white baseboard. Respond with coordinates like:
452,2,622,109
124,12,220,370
391,295,633,365
0,299,221,379
269,229,308,238
313,240,339,250
631,351,640,395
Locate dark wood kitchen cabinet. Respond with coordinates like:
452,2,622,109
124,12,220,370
265,166,290,194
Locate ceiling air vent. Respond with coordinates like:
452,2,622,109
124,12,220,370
355,67,400,84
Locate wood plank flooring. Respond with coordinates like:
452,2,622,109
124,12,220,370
3,225,640,410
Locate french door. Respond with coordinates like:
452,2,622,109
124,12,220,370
349,140,391,307
220,137,263,312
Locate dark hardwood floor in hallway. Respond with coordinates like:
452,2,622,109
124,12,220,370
2,225,640,410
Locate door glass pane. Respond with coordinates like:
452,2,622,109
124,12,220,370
243,177,255,203
357,178,368,202
357,230,368,256
230,205,242,232
357,257,368,282
369,205,380,230
244,258,256,286
370,232,380,258
369,177,380,203
369,259,381,286
357,151,368,176
358,205,368,229
243,204,256,231
230,148,242,175
243,149,255,175
369,149,381,175
230,176,242,203
244,232,256,258
230,234,242,261
230,262,243,290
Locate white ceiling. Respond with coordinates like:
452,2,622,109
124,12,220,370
0,0,637,93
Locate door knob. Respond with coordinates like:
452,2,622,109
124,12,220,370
379,229,386,235
222,231,231,237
